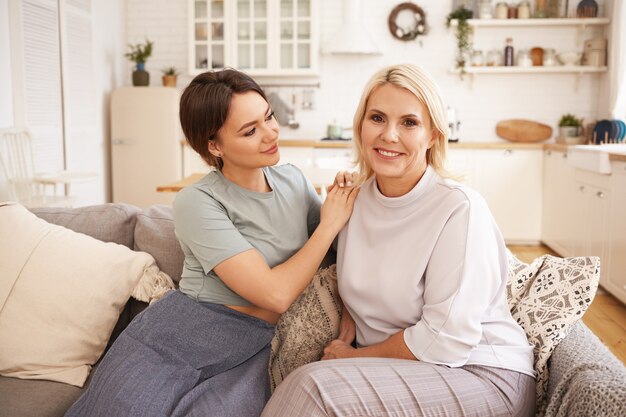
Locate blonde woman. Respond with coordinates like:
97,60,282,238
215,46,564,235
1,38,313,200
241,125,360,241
262,64,536,417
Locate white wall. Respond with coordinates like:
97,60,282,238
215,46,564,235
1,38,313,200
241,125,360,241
124,0,612,143
83,0,126,203
0,0,13,201
0,0,14,129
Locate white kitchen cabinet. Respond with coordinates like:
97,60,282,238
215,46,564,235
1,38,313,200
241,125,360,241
446,148,478,188
278,146,314,170
542,151,613,284
182,143,212,177
189,0,318,76
279,145,355,189
542,150,576,256
447,147,543,243
475,148,543,243
569,169,612,284
606,161,626,304
111,88,183,208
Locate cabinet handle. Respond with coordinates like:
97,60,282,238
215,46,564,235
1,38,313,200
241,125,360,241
579,185,585,192
503,149,513,156
562,153,568,159
112,138,134,145
596,191,605,199
546,150,552,156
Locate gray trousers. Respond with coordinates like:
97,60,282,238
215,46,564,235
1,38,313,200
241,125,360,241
261,358,535,417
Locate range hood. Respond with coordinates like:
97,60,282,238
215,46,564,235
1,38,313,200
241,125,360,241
323,0,381,55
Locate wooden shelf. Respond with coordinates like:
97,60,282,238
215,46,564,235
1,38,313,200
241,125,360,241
450,66,608,74
449,17,610,28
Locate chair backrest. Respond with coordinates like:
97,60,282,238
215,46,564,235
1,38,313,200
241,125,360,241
0,128,37,202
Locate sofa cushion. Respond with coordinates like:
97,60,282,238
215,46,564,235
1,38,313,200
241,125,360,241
0,375,83,417
0,203,171,387
30,203,141,248
134,205,184,284
507,254,601,415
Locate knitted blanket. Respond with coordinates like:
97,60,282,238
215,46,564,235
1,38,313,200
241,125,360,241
543,321,626,417
269,265,342,392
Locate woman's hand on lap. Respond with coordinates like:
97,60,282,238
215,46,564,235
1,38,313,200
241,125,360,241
321,339,356,360
338,307,356,344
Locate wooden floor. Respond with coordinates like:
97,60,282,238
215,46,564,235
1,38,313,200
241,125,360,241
508,244,626,365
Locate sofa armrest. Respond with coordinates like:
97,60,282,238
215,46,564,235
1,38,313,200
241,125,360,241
544,321,626,417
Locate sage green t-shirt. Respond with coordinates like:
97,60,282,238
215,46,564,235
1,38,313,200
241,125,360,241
173,164,321,306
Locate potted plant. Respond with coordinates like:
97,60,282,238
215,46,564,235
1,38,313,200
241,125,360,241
558,113,581,138
161,67,179,87
125,39,154,86
446,6,474,78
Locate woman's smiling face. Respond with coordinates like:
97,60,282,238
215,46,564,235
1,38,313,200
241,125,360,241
360,83,436,197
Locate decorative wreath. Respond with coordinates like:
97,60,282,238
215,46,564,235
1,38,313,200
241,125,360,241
388,2,427,41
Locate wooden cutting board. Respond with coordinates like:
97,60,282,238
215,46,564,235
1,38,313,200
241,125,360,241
496,119,553,142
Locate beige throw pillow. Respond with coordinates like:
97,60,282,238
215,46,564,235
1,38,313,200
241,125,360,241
0,203,174,387
269,265,342,392
506,253,600,415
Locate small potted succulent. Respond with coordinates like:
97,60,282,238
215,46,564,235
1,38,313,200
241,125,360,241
161,67,179,87
558,113,581,138
125,39,153,86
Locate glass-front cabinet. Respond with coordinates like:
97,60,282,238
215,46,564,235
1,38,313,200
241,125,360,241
189,0,317,76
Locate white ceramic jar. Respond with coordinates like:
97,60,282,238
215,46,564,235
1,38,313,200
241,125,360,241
495,2,508,19
518,1,531,18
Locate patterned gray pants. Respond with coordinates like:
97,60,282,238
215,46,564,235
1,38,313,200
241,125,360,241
261,358,535,417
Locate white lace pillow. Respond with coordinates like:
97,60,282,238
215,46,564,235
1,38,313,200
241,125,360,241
269,265,342,392
507,253,600,415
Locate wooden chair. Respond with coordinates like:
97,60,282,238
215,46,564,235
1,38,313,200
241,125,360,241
0,128,96,207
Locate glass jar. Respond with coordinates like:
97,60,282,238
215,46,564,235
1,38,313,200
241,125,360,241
535,0,547,17
478,0,493,19
543,48,557,66
486,49,503,66
517,1,531,18
517,49,533,67
471,50,485,66
495,2,508,18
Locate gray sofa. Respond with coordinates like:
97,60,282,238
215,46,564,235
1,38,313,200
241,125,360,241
0,203,625,417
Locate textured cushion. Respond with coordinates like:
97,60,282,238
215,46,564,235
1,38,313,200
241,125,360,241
30,203,141,248
134,205,184,284
269,265,342,392
544,321,626,417
0,203,171,387
507,254,601,415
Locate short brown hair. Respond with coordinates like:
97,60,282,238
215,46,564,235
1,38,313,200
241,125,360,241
179,69,268,170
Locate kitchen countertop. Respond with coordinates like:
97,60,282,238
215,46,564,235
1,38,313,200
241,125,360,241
279,139,545,149
181,139,626,160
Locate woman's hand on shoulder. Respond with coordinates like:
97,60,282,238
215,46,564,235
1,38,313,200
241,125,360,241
319,185,359,234
327,171,358,192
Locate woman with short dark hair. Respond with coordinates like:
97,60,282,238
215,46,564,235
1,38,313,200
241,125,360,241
66,69,357,417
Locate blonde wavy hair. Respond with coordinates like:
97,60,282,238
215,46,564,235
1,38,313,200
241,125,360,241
352,64,450,183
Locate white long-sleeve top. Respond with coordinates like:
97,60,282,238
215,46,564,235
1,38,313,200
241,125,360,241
337,166,535,377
